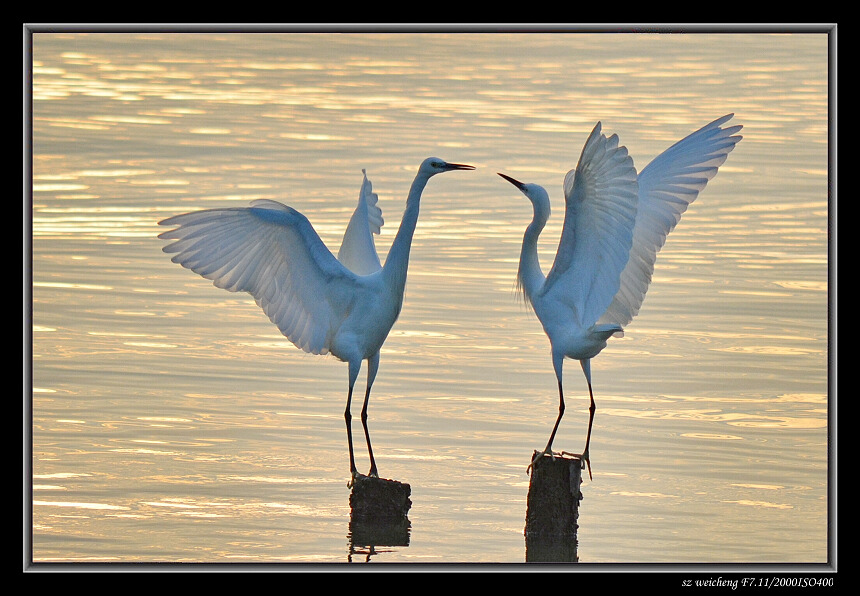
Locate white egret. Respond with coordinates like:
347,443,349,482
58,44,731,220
498,114,742,479
158,157,475,482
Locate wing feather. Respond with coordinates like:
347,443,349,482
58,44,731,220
544,122,640,328
598,114,743,329
159,199,359,355
337,169,384,275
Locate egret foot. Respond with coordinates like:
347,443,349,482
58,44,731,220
347,470,365,489
581,446,592,480
527,448,559,474
348,468,380,489
561,449,592,480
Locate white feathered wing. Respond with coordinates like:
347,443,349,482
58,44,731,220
541,122,640,331
597,114,744,331
158,199,361,356
337,169,384,275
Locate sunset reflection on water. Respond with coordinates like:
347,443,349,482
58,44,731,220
29,30,830,565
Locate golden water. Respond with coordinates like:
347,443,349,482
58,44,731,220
29,31,829,564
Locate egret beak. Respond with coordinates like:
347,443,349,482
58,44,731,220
498,172,526,190
444,162,476,171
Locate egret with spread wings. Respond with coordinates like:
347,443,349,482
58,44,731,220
159,158,474,482
499,115,742,479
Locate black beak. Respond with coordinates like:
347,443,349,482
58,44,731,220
444,162,476,171
498,172,525,190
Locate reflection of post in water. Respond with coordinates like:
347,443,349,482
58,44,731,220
524,451,582,562
347,474,412,562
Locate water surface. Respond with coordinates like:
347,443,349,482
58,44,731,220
29,30,830,565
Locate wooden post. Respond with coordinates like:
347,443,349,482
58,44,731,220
348,474,412,521
348,475,412,560
524,451,582,562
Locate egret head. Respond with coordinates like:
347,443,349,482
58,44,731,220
419,157,475,177
498,173,551,219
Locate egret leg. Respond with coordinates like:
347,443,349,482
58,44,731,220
528,380,565,473
360,389,377,478
543,378,565,456
529,354,565,473
361,353,380,478
344,360,361,485
345,385,357,480
580,359,595,480
578,382,595,480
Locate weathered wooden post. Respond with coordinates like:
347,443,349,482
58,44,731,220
348,474,412,560
349,474,412,520
524,451,582,562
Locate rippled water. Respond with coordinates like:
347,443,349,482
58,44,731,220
28,30,830,566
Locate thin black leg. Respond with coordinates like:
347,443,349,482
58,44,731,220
581,381,595,480
360,386,378,478
344,384,357,479
543,379,565,455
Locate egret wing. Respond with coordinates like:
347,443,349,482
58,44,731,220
543,122,639,329
159,199,359,355
337,169,384,275
598,114,743,329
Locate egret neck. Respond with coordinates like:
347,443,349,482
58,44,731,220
517,195,550,303
382,171,431,296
